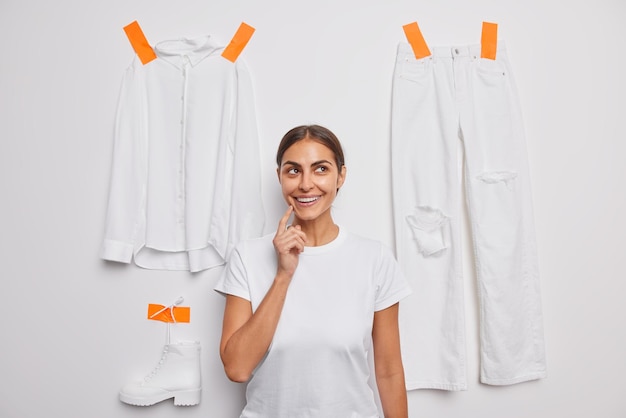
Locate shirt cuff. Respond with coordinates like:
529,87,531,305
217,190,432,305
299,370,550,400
100,239,133,263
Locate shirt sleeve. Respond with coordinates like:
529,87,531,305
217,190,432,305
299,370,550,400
224,60,265,258
100,59,148,263
374,244,412,311
214,244,252,301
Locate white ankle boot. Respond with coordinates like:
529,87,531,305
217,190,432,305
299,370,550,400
119,341,202,406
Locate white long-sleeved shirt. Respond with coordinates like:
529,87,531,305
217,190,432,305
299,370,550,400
101,35,265,272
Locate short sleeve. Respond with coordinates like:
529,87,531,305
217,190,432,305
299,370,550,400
214,245,251,301
374,244,412,311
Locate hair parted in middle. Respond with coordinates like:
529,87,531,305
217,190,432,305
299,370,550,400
276,125,345,169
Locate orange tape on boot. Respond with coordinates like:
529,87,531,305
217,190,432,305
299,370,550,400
402,22,431,59
123,20,157,65
481,21,498,60
222,22,255,63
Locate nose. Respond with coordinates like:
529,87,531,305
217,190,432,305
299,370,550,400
299,171,313,191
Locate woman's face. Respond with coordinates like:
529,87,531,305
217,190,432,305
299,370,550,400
277,138,346,223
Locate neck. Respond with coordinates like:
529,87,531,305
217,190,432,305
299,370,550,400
293,215,339,247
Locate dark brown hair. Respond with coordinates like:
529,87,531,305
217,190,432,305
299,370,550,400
276,125,345,169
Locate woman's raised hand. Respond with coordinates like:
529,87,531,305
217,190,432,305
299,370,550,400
272,206,307,279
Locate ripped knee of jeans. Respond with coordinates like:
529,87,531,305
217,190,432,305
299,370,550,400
476,171,517,190
406,206,449,256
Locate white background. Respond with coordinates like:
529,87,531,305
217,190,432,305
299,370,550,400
1,0,625,417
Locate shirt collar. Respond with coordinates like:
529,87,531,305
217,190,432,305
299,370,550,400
154,35,222,69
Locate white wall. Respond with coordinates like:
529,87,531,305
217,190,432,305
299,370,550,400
1,0,625,417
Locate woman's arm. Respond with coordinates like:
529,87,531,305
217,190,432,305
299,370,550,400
219,206,306,382
373,303,408,418
219,277,291,382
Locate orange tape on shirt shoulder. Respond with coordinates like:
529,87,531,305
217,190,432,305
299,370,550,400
481,21,498,60
123,20,157,65
147,304,190,323
222,22,255,63
402,22,431,59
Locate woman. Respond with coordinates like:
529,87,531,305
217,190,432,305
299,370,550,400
215,125,411,417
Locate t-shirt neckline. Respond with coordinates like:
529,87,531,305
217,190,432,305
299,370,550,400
301,226,346,256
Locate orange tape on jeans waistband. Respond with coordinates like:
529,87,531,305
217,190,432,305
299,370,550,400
481,21,498,60
222,22,255,62
403,22,431,59
123,21,157,65
147,304,190,323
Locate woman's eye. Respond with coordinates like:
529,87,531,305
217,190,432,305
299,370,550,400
287,168,299,175
315,166,328,173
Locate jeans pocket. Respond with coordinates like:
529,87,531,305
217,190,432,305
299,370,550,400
398,56,432,83
475,57,507,76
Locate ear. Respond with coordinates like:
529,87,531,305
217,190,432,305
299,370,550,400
276,167,281,184
336,165,347,190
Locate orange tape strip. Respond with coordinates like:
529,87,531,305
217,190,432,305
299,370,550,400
123,20,157,65
402,22,431,59
481,21,498,60
222,22,255,63
147,304,190,323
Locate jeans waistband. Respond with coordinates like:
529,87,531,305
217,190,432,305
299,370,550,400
396,41,507,62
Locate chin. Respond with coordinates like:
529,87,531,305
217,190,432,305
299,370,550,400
295,207,330,222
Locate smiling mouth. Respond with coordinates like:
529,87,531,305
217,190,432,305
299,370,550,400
296,196,319,204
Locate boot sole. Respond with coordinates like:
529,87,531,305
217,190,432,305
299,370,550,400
119,388,201,406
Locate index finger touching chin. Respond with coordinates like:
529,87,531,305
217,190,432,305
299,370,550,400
277,205,294,231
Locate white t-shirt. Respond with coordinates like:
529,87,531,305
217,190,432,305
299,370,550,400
214,227,412,418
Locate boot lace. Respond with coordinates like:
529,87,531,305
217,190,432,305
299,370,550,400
144,345,169,382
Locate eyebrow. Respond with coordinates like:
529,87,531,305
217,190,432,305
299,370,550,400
282,159,334,168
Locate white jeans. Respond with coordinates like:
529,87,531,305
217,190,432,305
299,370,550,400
391,42,547,390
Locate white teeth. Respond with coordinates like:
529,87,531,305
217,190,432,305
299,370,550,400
297,196,318,203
